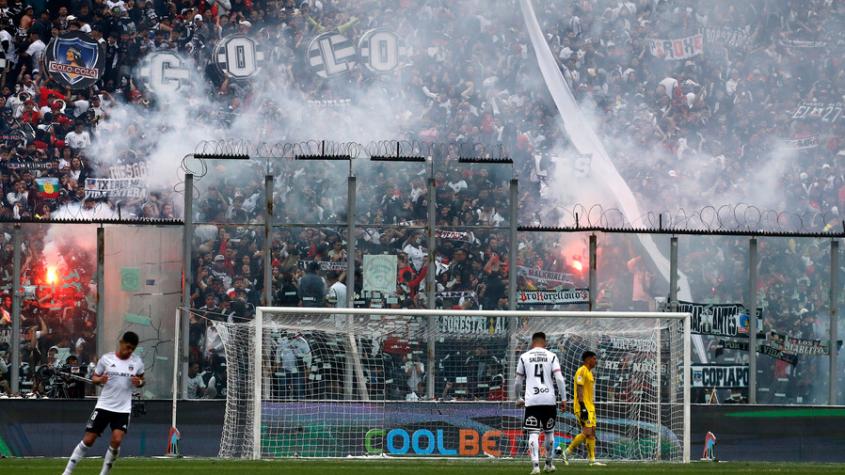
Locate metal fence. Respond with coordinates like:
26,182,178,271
1,151,843,406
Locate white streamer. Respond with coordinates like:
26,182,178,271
518,0,705,361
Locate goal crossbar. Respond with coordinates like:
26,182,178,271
248,307,691,463
256,307,691,320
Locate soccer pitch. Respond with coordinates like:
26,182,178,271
5,459,845,474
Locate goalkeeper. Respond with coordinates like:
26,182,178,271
562,350,604,466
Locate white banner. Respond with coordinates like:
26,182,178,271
784,136,819,150
780,38,827,49
84,177,146,199
791,102,843,123
516,265,573,284
298,260,347,271
648,34,704,60
517,288,589,305
702,26,751,49
363,254,397,295
690,364,749,389
435,230,475,243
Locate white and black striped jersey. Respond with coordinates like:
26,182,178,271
516,347,565,407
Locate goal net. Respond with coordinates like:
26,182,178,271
209,307,690,462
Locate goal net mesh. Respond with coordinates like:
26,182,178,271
207,309,688,462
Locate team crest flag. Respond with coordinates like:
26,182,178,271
45,31,106,90
36,177,60,199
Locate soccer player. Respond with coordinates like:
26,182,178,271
562,350,605,466
515,332,567,474
62,332,145,475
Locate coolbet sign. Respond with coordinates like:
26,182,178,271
366,428,503,456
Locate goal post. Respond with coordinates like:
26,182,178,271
210,307,691,463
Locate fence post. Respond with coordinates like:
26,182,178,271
426,171,437,400
830,239,840,406
345,174,358,400
10,225,22,394
96,226,105,356
669,236,678,405
589,234,597,310
346,175,356,308
180,173,194,399
263,175,273,307
747,238,758,404
507,179,519,401
669,237,678,312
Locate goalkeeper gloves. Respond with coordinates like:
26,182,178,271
580,406,589,423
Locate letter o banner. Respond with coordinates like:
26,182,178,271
215,34,265,80
357,28,409,73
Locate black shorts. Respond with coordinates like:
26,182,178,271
85,408,130,435
523,405,556,432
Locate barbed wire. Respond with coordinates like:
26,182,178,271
530,203,845,236
189,139,511,161
3,139,843,235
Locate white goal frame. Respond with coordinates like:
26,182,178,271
252,307,692,463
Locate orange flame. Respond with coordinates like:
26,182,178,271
46,266,58,285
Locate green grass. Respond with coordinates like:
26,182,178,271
3,459,845,474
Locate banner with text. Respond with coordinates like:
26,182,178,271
676,301,763,338
702,26,752,49
517,288,589,305
718,340,798,365
84,177,146,199
516,266,574,286
648,34,703,60
768,331,841,356
691,364,749,389
791,101,843,124
438,315,507,336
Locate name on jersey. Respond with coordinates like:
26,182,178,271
106,371,134,377
528,356,548,363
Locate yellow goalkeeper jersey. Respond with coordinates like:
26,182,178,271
573,364,595,411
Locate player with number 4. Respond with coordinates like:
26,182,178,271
515,332,567,474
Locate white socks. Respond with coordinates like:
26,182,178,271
99,445,120,475
528,432,540,467
63,441,91,475
543,431,555,464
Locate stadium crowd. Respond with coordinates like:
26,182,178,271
1,0,844,403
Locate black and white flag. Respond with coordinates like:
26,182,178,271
308,32,356,78
215,34,265,80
